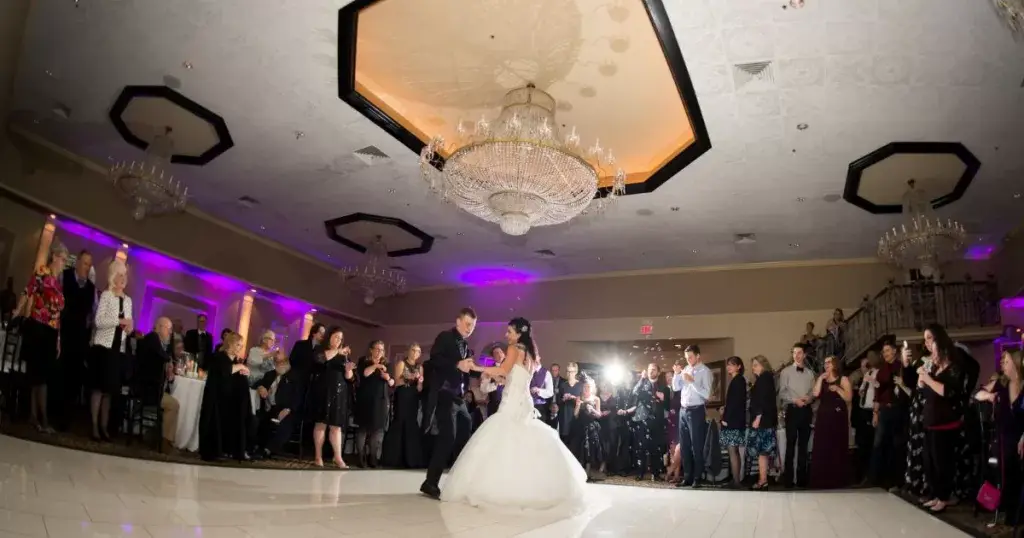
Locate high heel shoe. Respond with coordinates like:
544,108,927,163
99,431,111,442
313,459,325,467
334,459,348,469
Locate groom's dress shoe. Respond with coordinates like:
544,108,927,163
419,481,441,500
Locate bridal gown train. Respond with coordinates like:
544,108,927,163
440,361,588,513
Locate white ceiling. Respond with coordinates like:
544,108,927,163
9,0,1024,288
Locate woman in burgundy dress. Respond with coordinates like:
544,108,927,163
809,355,853,489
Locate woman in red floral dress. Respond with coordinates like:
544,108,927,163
17,242,68,433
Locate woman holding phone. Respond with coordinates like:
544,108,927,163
309,327,355,468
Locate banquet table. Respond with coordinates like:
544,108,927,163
170,376,260,452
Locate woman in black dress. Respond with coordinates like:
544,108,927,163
381,343,425,468
556,362,582,443
309,326,354,468
597,381,621,475
571,376,604,481
355,340,394,468
917,324,965,514
975,349,1024,523
720,356,748,488
198,332,251,461
809,356,853,489
747,355,778,489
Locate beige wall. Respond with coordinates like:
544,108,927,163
996,226,1024,299
0,194,45,289
0,131,381,325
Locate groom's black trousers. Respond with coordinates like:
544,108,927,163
425,390,458,487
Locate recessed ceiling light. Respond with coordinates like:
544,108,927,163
789,243,800,248
691,249,698,254
249,288,257,293
121,243,129,249
387,188,396,194
326,254,331,258
597,257,602,261
456,232,463,236
796,197,806,202
182,61,193,70
796,123,808,130
1015,193,1022,199
260,225,266,230
294,131,304,140
48,214,56,219
670,206,680,212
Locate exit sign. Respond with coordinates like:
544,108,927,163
640,324,653,335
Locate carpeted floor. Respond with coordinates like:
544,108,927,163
0,420,1013,537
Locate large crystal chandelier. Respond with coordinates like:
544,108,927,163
877,179,967,277
991,0,1024,40
109,127,187,220
419,83,626,236
340,235,406,305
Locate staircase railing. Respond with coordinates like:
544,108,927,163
841,278,1002,363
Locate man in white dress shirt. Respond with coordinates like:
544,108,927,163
529,356,555,420
673,344,712,488
778,343,816,488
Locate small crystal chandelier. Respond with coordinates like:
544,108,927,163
419,83,626,236
991,0,1024,40
877,179,967,277
340,235,406,305
109,126,187,220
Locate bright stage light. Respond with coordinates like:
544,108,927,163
604,361,627,385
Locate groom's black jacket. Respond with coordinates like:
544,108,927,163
422,327,468,433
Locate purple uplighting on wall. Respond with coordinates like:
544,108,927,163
459,267,535,286
1002,297,1024,310
965,244,997,260
58,219,121,249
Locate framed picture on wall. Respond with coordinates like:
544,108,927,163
706,361,727,408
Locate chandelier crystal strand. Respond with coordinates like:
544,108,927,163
339,235,406,305
109,126,187,220
419,83,625,236
877,180,967,277
992,0,1024,40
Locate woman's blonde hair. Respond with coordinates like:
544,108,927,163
47,241,69,266
107,259,128,290
1000,350,1023,385
222,332,243,354
261,330,276,343
751,354,773,373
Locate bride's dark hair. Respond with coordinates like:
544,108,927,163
508,317,537,359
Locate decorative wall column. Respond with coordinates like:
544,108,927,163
237,289,256,354
300,309,317,341
32,215,57,272
115,243,129,262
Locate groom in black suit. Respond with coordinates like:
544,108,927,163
420,307,478,499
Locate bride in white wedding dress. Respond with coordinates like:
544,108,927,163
440,317,588,514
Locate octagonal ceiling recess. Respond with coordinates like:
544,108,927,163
324,212,434,257
109,85,234,166
337,0,711,193
843,142,981,214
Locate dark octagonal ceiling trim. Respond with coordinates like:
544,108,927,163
843,141,981,215
109,85,235,166
336,0,711,197
324,212,434,257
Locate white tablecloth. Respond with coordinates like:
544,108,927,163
170,377,260,452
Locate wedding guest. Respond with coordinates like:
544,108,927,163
480,345,506,417
183,313,213,368
289,322,325,416
665,361,683,484
952,341,981,503
720,356,747,488
198,332,250,462
135,317,180,451
0,277,16,325
571,376,604,481
56,249,94,431
867,340,908,488
529,355,555,423
215,328,232,353
309,326,354,468
918,325,965,514
382,343,425,468
778,343,816,488
597,381,621,476
620,363,664,481
246,330,277,385
463,390,485,433
548,363,563,426
420,307,477,499
254,352,299,459
674,345,711,489
977,349,1024,523
809,356,853,489
355,340,394,468
88,260,133,442
854,353,879,481
17,241,67,433
556,362,582,442
799,321,818,345
902,342,929,500
747,355,778,489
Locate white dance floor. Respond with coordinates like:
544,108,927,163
0,435,968,538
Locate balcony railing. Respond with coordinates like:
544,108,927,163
841,278,1002,362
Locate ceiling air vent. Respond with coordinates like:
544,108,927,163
535,249,556,257
237,195,260,208
732,61,774,90
734,233,757,245
353,145,390,166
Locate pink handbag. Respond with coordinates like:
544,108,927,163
977,481,1001,512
